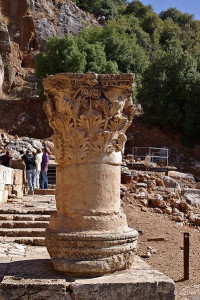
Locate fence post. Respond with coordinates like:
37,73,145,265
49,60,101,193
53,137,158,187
184,232,190,280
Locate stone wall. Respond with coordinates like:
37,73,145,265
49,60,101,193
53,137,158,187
0,165,23,203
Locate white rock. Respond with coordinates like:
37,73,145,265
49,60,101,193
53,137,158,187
163,176,181,190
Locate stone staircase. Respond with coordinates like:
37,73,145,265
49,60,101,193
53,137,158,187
0,195,56,246
47,164,57,185
32,163,56,195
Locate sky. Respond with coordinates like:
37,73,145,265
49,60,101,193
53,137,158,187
131,0,200,21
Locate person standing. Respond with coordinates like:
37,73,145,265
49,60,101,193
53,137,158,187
35,149,43,189
22,150,36,195
0,150,12,167
40,147,49,189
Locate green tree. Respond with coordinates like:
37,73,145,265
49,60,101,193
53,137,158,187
34,1,200,145
139,46,200,144
35,35,86,80
159,8,194,27
75,36,119,73
159,19,182,49
34,29,119,84
75,0,127,19
124,0,153,18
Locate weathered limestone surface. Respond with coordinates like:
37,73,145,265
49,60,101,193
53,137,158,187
0,254,175,300
0,165,13,185
183,188,200,206
0,55,4,97
0,165,23,202
43,72,138,276
0,165,13,204
69,256,175,300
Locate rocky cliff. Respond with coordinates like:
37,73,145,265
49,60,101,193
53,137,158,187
0,0,98,98
0,0,99,138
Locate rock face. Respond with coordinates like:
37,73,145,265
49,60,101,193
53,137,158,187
43,72,138,276
1,0,97,51
0,55,4,97
0,0,98,98
0,98,52,138
0,22,11,55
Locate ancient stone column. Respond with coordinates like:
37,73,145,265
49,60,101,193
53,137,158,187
43,72,138,277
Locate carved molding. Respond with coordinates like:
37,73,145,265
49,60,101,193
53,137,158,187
43,72,135,165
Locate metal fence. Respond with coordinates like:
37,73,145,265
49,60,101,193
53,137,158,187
132,147,169,167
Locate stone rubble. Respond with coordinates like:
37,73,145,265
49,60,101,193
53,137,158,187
121,161,200,229
0,133,54,160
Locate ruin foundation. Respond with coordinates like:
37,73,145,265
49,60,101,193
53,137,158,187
0,255,175,300
43,72,138,276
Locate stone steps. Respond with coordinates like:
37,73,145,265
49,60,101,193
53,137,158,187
34,189,55,195
0,228,46,237
0,220,49,228
0,209,55,215
0,195,55,246
0,236,45,246
48,164,57,185
0,214,50,221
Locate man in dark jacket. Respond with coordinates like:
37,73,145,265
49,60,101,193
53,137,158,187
0,150,12,167
22,150,36,195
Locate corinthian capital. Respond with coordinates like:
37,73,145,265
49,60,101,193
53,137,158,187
43,72,135,165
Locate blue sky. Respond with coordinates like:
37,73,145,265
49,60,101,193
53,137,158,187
130,0,200,20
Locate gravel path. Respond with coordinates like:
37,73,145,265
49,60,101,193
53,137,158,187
125,203,200,300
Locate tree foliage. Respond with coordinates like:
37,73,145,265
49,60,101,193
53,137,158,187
139,47,200,144
35,0,200,145
75,0,127,19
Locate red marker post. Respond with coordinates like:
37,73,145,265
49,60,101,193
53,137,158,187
183,232,190,280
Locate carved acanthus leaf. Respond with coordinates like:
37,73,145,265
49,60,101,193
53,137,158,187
43,72,135,164
50,115,73,135
115,133,127,152
64,132,89,163
78,115,105,138
52,133,64,164
91,131,115,153
108,116,129,133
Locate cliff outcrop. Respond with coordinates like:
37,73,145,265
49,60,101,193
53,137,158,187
0,0,98,98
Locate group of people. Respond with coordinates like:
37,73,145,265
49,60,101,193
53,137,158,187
0,147,50,195
22,148,49,195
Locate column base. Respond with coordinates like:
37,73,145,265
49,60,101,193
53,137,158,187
45,229,138,277
0,255,175,300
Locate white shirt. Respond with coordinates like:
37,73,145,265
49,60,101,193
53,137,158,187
35,152,43,172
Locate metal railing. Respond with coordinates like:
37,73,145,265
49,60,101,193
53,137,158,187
131,147,169,167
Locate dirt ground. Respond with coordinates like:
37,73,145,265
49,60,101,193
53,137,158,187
124,201,200,300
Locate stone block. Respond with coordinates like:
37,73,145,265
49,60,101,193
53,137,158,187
0,256,175,300
68,256,175,300
12,184,23,198
13,169,23,185
0,278,68,300
0,186,9,203
0,165,13,185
